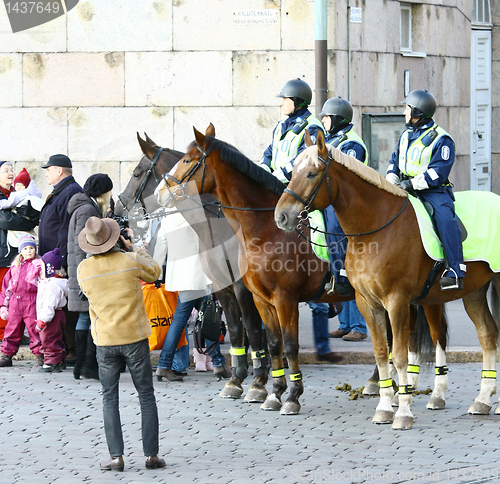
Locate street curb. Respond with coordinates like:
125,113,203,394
14,347,484,365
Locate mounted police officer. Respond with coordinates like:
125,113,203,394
386,89,465,290
260,78,324,182
260,78,342,363
320,97,369,341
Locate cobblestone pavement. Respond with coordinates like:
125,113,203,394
1,361,499,484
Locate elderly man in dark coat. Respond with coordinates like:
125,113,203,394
39,154,82,362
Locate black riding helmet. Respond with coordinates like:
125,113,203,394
402,89,436,120
278,78,312,109
319,96,353,132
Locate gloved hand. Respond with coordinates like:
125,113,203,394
35,320,47,332
400,180,416,197
0,306,8,320
385,172,400,185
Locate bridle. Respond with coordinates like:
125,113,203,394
117,147,164,213
283,150,410,237
162,144,209,201
282,151,333,228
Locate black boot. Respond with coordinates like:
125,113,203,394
81,330,99,380
73,330,88,380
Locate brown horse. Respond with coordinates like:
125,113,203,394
155,124,380,415
115,134,269,403
275,131,500,428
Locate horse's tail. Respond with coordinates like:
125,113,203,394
412,305,445,364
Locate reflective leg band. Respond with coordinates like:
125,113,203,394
482,370,497,379
250,350,266,360
407,365,420,374
230,347,246,356
290,372,302,382
271,368,285,378
435,366,448,376
379,379,393,388
230,347,246,368
389,352,393,365
398,385,413,395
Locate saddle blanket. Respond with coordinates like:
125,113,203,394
309,210,330,261
409,190,500,272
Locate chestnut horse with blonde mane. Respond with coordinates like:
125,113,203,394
155,124,444,416
275,130,500,429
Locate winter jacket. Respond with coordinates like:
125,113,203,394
77,247,161,347
38,176,82,266
0,257,43,308
0,191,39,268
152,209,211,292
66,193,102,312
36,277,68,323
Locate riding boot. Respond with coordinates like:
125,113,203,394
73,330,88,380
81,330,99,380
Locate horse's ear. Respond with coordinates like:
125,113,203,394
317,130,328,160
194,127,206,149
144,132,158,148
137,132,157,160
205,123,215,137
304,130,313,148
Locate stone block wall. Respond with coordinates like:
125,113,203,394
0,0,480,198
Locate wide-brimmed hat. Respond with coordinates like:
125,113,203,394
78,217,120,255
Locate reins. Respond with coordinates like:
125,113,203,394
284,150,410,240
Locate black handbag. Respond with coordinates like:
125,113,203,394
193,297,223,355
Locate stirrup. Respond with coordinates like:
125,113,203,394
439,267,463,291
325,276,335,295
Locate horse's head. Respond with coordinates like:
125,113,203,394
156,123,217,208
275,130,335,231
115,133,184,217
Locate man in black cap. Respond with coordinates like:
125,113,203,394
39,154,82,363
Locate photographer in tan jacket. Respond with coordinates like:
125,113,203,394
77,216,165,472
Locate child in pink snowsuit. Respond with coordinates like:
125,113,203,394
0,235,43,367
36,248,68,373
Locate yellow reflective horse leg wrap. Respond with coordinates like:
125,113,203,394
435,366,448,375
290,372,302,382
398,385,413,395
407,365,420,374
482,370,497,379
379,378,393,388
389,352,393,366
271,368,285,378
230,347,246,356
251,350,267,376
250,350,266,360
229,347,247,379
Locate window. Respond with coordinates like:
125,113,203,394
472,0,492,26
400,4,412,52
400,3,426,57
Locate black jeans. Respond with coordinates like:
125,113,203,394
97,339,159,457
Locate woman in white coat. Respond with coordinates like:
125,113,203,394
153,208,226,382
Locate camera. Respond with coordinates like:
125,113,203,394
113,216,131,250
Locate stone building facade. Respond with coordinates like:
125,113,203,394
0,1,496,197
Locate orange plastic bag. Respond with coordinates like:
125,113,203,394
142,283,187,351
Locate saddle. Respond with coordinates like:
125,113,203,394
421,200,467,243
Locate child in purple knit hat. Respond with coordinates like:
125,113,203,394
36,248,69,372
0,235,44,367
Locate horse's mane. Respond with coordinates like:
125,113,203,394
326,144,407,198
206,136,286,197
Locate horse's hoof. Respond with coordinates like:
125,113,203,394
494,403,500,415
426,397,445,410
392,416,414,430
372,410,393,424
219,383,243,399
156,375,163,382
244,387,268,403
468,401,492,415
260,394,282,411
280,401,301,415
363,381,379,395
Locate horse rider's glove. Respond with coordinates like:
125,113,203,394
259,164,272,173
400,180,417,197
274,168,289,184
385,173,400,185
